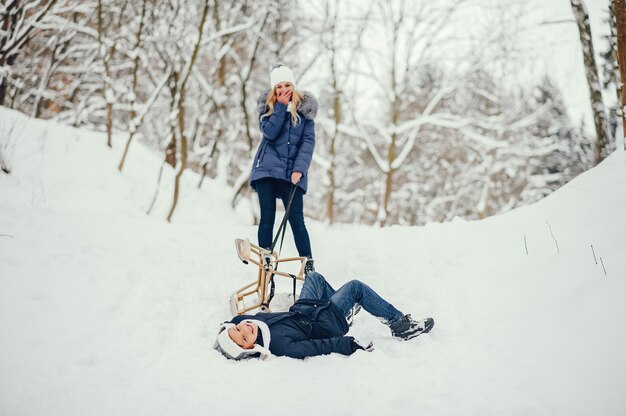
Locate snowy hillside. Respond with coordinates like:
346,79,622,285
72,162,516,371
1,107,625,416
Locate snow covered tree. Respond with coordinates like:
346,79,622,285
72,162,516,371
194,0,260,187
1,0,604,227
0,0,100,119
226,0,302,213
395,73,592,223
600,4,621,142
614,0,626,146
340,0,468,225
1,0,62,106
297,0,370,224
329,0,526,226
117,0,154,172
570,0,612,163
96,0,131,148
509,78,593,209
145,0,210,222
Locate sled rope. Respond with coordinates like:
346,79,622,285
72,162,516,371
264,183,298,308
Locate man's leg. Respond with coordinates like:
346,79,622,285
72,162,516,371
299,272,336,300
330,280,405,327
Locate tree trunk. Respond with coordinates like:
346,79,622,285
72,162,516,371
326,86,340,224
118,0,148,172
165,72,179,168
146,159,165,215
167,80,187,222
229,10,269,211
381,137,396,227
97,0,113,148
166,0,210,222
105,101,113,147
197,0,226,182
167,132,187,222
614,0,626,148
1,0,59,106
239,11,268,152
32,42,58,118
379,8,402,227
165,134,177,168
570,0,611,163
0,1,20,107
198,136,218,188
326,18,341,225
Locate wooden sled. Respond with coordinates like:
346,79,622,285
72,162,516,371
230,238,306,316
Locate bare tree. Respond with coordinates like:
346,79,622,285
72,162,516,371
30,23,76,118
229,0,301,212
614,0,626,148
195,0,237,186
348,0,469,226
321,1,343,225
305,0,372,224
3,0,599,228
96,0,130,148
165,0,210,222
0,0,61,106
117,0,149,171
570,0,611,163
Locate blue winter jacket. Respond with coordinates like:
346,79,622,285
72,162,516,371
249,91,318,193
231,298,354,359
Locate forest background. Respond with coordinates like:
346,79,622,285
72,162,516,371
0,0,621,225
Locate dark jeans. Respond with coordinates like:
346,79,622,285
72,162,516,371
300,272,405,327
255,177,312,258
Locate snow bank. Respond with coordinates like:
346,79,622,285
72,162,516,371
1,107,625,415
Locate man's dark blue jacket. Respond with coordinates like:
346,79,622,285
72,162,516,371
231,298,354,359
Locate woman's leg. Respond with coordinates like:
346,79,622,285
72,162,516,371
255,178,277,250
330,280,405,327
299,272,336,300
277,182,312,258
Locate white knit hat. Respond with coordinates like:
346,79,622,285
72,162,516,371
214,323,271,360
270,65,296,89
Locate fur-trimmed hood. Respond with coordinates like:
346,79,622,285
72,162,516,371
256,90,318,120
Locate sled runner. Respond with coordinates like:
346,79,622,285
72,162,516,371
230,184,306,315
230,238,306,315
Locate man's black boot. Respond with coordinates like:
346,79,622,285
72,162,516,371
390,315,434,340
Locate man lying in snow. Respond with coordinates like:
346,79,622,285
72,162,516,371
214,272,434,360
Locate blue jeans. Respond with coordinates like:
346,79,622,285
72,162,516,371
255,177,312,258
300,272,405,327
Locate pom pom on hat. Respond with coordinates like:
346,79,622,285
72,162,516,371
270,65,296,89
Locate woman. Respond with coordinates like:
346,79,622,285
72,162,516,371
250,64,317,274
214,272,435,360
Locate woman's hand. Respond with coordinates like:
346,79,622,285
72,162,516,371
277,89,292,105
291,171,303,184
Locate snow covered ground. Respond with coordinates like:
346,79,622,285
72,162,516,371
1,107,625,415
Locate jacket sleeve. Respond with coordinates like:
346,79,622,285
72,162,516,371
293,117,315,174
278,335,355,359
259,102,288,141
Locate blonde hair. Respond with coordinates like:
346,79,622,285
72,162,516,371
261,88,302,126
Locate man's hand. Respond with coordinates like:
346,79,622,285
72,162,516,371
291,171,302,184
351,338,374,353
